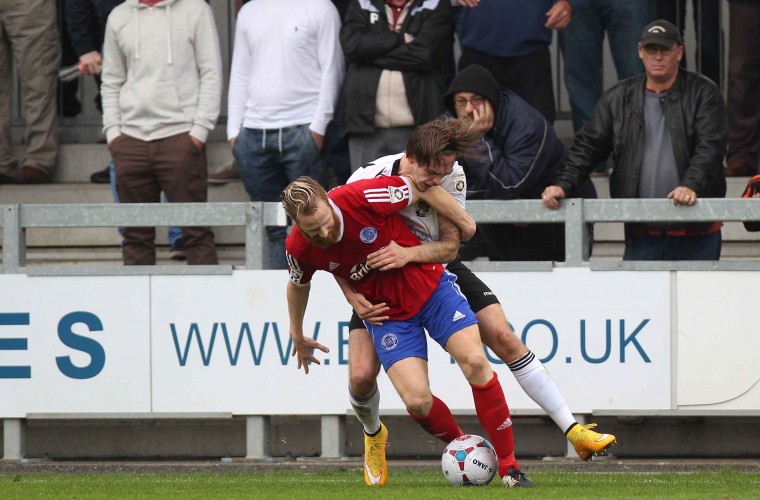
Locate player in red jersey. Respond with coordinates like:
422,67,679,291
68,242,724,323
282,169,526,487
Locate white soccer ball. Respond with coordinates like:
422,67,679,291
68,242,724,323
441,434,497,486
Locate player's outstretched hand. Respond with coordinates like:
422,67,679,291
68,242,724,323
291,336,329,374
367,240,412,271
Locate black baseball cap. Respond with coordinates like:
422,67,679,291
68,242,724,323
640,19,683,46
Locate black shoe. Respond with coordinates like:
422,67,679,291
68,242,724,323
14,166,51,184
501,467,534,488
90,166,111,184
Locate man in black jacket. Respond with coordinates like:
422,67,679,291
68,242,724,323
446,64,596,261
340,0,452,171
542,20,728,261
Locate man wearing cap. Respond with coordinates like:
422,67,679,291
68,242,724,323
445,63,596,261
542,20,728,261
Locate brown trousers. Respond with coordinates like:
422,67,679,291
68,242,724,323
110,133,218,265
0,0,60,175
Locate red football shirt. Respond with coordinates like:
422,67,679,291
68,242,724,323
285,176,444,320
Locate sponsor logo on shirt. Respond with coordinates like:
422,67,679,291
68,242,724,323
360,226,378,244
350,259,373,281
381,333,398,350
329,262,340,271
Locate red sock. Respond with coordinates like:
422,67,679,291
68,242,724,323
407,395,463,443
471,372,518,476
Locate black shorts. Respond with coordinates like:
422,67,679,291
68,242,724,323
347,256,500,331
446,257,500,313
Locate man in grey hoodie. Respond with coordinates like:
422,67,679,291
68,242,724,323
101,0,221,265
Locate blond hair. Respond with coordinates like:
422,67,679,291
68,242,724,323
281,176,329,222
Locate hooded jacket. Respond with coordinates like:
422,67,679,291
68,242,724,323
339,0,452,136
101,0,222,143
444,64,570,200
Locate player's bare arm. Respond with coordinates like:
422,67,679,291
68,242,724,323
333,276,390,325
286,280,329,374
367,215,461,271
411,184,476,241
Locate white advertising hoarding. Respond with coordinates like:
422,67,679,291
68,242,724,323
0,275,151,417
677,271,760,410
1,269,672,417
150,268,672,414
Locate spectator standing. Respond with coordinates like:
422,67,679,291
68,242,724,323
227,0,343,269
457,0,575,124
0,0,61,184
723,0,760,177
654,0,722,87
340,0,453,170
67,0,197,258
542,20,728,261
446,64,597,262
213,0,350,187
559,1,648,144
101,0,221,265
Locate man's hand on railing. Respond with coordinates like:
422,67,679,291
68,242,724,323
667,186,697,206
542,185,566,209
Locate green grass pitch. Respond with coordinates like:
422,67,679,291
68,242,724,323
2,468,759,499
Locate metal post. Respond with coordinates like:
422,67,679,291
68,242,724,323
3,419,26,460
320,415,345,459
2,205,25,273
245,415,271,459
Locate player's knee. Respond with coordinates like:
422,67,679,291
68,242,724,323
404,393,433,418
482,325,526,362
349,368,377,398
457,352,491,383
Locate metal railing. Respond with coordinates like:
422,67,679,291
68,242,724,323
2,198,760,275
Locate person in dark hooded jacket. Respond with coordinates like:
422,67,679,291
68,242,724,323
445,64,596,261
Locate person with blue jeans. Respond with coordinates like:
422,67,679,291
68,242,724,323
559,0,649,137
227,0,343,269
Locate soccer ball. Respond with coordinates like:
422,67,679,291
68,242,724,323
441,434,497,486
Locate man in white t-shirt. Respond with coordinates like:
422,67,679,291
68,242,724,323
227,0,344,269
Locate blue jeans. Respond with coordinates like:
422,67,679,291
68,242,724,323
559,0,649,133
109,159,183,248
233,124,325,269
623,230,722,260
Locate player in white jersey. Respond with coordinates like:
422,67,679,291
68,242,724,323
341,121,617,489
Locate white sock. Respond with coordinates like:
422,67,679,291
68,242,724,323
349,385,381,435
508,351,576,432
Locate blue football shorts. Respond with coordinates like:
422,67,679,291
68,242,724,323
365,270,479,370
